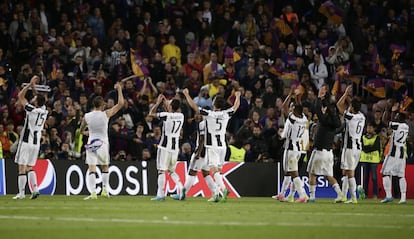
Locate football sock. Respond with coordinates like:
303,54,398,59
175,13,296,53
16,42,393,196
332,183,341,196
293,177,305,198
213,172,225,194
88,172,96,194
157,171,166,197
27,170,38,192
102,172,109,191
169,172,183,191
184,175,196,192
18,173,27,196
399,177,407,201
349,177,357,199
204,175,216,195
287,180,296,198
382,176,392,198
309,185,316,199
280,176,291,196
341,176,348,197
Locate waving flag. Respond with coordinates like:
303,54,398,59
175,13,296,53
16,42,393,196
130,48,149,77
272,18,292,36
362,78,386,98
382,79,405,90
319,1,344,25
390,44,406,62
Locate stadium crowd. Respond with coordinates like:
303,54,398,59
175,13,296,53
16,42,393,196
0,0,414,167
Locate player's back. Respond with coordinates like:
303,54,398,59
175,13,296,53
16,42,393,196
201,108,234,148
344,111,365,149
21,104,48,145
285,113,308,151
158,112,184,151
390,121,409,147
85,111,109,143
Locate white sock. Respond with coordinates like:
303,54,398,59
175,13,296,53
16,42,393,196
348,177,357,199
382,176,392,198
184,175,196,191
18,174,27,196
280,176,291,196
332,183,342,197
341,176,348,197
309,185,316,199
27,170,38,192
204,175,216,195
157,172,166,197
169,172,183,193
287,181,296,197
213,172,226,194
102,172,109,191
293,177,305,198
399,177,407,201
88,172,96,194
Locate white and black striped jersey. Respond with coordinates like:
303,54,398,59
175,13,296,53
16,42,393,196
194,120,206,156
343,110,366,150
157,112,184,151
20,103,48,146
282,113,308,151
85,111,109,144
388,121,409,158
200,107,235,148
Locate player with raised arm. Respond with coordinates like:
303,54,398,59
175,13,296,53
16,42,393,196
149,94,185,201
170,112,217,200
279,104,309,203
380,113,409,204
307,85,343,203
337,85,366,203
183,88,241,202
13,76,48,200
80,82,124,200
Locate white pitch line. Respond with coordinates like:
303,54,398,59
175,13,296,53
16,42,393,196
0,215,413,229
1,206,414,218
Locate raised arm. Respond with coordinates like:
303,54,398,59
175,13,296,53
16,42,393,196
232,91,241,111
149,94,164,117
147,77,158,95
336,85,352,115
106,82,125,118
182,88,199,113
281,87,294,117
18,75,38,106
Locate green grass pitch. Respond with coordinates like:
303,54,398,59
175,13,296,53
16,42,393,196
0,196,413,239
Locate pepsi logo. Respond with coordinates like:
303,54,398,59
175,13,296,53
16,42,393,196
30,159,56,195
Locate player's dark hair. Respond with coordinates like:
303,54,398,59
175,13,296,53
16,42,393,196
213,95,225,110
351,99,361,112
93,96,104,108
294,104,303,115
36,94,46,106
396,112,406,122
170,99,181,111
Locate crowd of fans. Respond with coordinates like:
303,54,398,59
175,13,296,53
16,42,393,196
0,0,414,164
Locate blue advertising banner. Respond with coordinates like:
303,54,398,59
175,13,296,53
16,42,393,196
0,159,5,195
